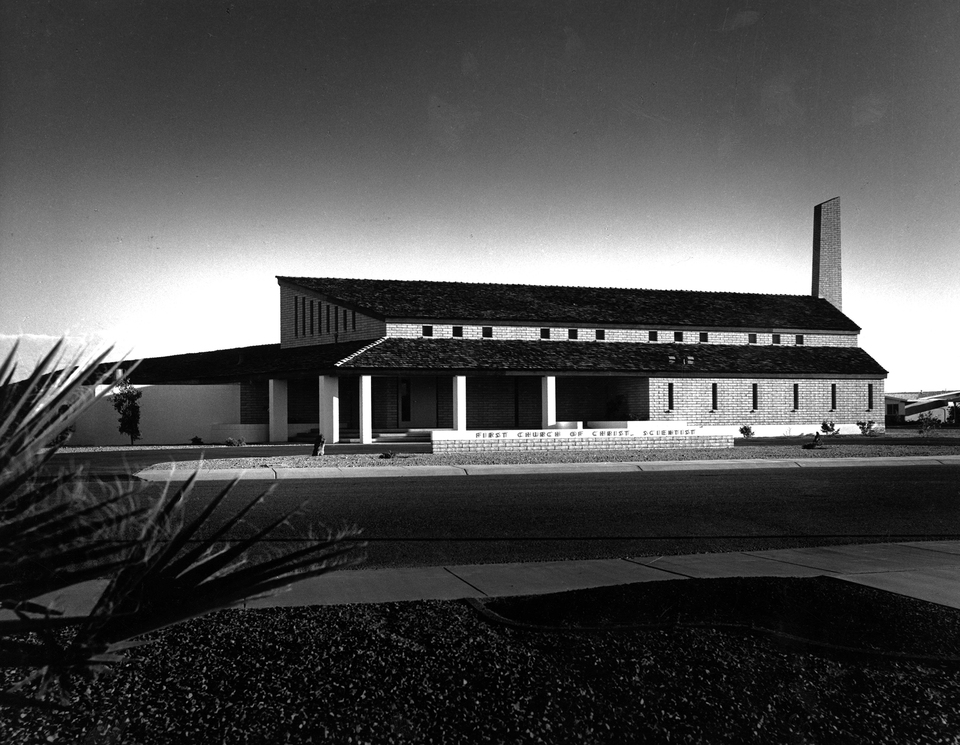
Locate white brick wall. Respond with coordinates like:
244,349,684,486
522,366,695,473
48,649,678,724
385,323,857,347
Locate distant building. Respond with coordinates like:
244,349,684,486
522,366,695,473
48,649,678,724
74,198,888,448
885,391,960,424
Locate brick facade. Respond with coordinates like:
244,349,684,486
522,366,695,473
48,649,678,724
386,322,857,348
240,381,269,424
280,283,386,349
649,376,885,427
812,197,842,311
433,433,733,454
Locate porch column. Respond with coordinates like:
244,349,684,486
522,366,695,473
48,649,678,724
268,379,288,443
359,375,373,444
541,375,557,428
319,375,340,444
452,375,467,430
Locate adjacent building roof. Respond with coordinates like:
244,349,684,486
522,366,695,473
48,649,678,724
124,338,886,384
278,277,861,333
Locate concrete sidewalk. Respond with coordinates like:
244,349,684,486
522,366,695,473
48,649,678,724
13,541,960,621
239,540,960,612
136,454,960,481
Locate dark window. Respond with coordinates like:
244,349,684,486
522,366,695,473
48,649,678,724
301,297,306,337
831,383,837,411
772,334,781,344
649,331,658,342
343,308,347,329
667,383,674,411
540,328,550,339
452,326,463,337
793,383,799,411
796,334,804,345
326,304,330,333
752,383,758,411
352,311,356,331
699,332,708,343
482,326,493,338
595,329,605,341
711,383,718,411
310,301,315,335
568,328,578,340
294,296,298,337
748,333,757,344
422,325,433,337
674,331,684,342
868,383,874,410
334,306,339,333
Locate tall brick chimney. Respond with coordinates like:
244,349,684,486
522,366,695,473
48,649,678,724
812,197,842,310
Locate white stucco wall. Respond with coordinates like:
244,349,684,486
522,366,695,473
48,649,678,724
71,384,242,446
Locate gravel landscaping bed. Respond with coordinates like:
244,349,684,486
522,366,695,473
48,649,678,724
5,577,960,743
140,443,960,471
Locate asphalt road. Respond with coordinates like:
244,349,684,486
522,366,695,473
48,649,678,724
129,465,960,568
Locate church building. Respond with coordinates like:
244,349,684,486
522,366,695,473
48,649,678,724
83,198,887,450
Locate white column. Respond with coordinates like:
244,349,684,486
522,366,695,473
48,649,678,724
541,375,557,428
359,375,373,444
319,375,340,444
268,379,288,443
452,375,467,431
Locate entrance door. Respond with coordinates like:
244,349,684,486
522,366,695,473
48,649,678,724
398,377,437,427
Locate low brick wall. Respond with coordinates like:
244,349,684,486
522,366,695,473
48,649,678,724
432,434,733,454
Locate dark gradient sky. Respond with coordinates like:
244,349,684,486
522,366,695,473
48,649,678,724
2,1,958,389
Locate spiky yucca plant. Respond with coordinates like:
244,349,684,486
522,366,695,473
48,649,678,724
0,340,363,707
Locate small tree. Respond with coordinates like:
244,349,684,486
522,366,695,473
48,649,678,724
111,379,142,445
917,412,942,437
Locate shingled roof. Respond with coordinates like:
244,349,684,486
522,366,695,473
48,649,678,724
278,276,861,332
119,338,886,383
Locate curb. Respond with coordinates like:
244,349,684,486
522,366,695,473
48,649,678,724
134,455,960,482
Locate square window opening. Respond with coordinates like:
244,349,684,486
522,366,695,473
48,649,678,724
595,329,605,341
540,328,550,339
568,328,578,340
452,326,463,338
422,325,433,337
482,326,493,338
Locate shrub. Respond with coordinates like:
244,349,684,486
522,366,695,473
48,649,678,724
190,436,203,445
111,379,142,445
820,420,838,436
224,437,247,446
917,412,942,437
856,420,879,436
0,339,363,707
738,424,754,438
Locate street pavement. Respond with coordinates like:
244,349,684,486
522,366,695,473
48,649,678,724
18,454,960,620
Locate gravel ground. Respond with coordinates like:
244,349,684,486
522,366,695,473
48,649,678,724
140,443,960,470
5,577,960,743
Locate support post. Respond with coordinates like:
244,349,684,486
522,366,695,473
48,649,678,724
452,375,467,431
268,379,288,443
541,375,557,428
359,375,372,444
319,375,340,444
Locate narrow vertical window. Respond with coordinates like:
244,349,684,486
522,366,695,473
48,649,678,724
343,308,347,330
326,304,330,334
772,334,781,345
793,383,799,411
294,296,298,337
452,326,463,337
334,306,339,333
649,331,658,342
352,310,357,331
831,383,837,411
595,329,605,341
711,383,718,411
310,301,315,335
540,328,550,339
868,383,874,411
752,383,758,411
301,297,306,337
667,383,674,411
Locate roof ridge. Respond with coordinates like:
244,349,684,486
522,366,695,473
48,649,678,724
334,337,387,367
277,275,813,299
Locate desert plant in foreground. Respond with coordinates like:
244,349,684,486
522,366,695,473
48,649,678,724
0,340,363,707
738,424,754,439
